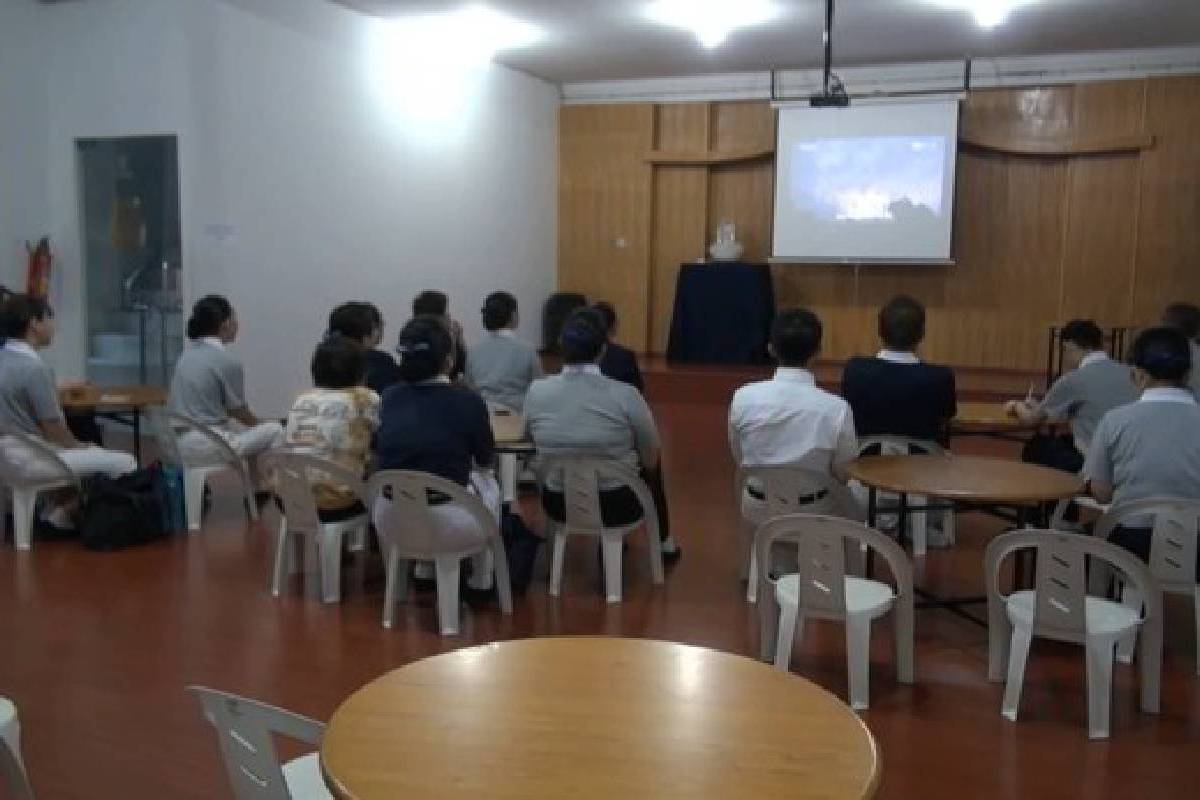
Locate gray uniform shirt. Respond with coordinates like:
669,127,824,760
0,344,63,435
1190,342,1200,399
523,365,659,485
1039,353,1137,449
169,338,247,426
465,332,543,412
1084,389,1200,507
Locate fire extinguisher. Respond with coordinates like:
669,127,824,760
26,237,52,299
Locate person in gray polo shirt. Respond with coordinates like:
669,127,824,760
464,292,542,412
1005,319,1137,473
524,308,680,560
169,295,283,490
1085,327,1200,578
1161,301,1200,399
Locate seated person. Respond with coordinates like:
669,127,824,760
729,308,861,523
465,292,543,411
593,301,645,393
373,316,499,591
1006,319,1136,473
1161,302,1200,398
0,293,136,532
524,308,680,559
841,295,956,444
168,295,284,491
413,290,466,382
284,334,380,522
328,301,401,395
1085,327,1200,579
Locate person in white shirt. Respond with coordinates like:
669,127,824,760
729,308,861,526
0,293,136,532
168,295,284,493
1085,327,1200,579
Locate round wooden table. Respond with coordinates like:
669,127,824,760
847,454,1083,506
321,637,880,800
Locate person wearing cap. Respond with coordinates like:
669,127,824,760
465,291,543,412
523,307,680,561
1084,326,1200,578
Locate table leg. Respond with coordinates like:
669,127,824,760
898,492,909,549
132,408,142,466
499,453,518,507
865,487,878,578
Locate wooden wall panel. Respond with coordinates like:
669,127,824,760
1132,76,1200,323
558,76,1200,369
558,104,654,349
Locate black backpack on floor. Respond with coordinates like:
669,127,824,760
79,465,172,551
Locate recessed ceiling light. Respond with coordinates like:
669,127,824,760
643,0,783,49
926,0,1039,28
379,4,543,66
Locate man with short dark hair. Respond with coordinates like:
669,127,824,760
1161,301,1200,397
412,290,466,381
730,308,859,482
841,295,956,443
1006,319,1137,473
593,301,644,392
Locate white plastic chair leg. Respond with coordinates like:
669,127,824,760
1085,637,1117,739
11,489,36,551
1115,585,1143,665
846,614,872,711
319,530,344,604
240,460,259,522
1001,627,1034,721
548,528,567,598
348,525,367,553
0,697,24,775
746,547,759,603
184,469,207,531
270,518,289,597
773,602,800,670
942,507,956,545
381,549,408,629
600,531,624,603
434,556,462,636
647,528,665,586
911,494,928,557
499,453,518,505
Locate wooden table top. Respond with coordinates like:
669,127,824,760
58,384,167,410
320,637,879,800
952,401,1028,429
490,409,531,449
848,454,1083,504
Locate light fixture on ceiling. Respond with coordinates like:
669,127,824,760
926,0,1039,28
643,0,783,49
377,4,543,67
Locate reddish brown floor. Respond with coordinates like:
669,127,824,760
2,396,1199,799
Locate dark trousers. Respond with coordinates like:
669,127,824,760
1022,433,1085,474
542,466,672,541
1110,525,1200,581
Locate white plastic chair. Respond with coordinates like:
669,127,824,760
539,457,665,604
188,686,331,800
261,451,369,604
985,530,1163,739
755,514,915,711
0,427,79,551
736,466,854,603
1093,498,1200,674
367,470,513,636
856,436,956,556
147,408,258,531
0,697,33,800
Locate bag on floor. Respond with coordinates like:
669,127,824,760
501,509,542,595
79,465,171,551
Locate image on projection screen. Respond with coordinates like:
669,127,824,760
772,101,960,263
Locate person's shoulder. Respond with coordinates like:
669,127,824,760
366,348,397,367
814,384,852,413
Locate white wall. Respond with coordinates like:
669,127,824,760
20,0,559,414
0,0,50,291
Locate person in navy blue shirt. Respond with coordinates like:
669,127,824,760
841,296,956,444
593,301,645,393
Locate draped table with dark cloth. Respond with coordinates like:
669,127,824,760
666,262,775,364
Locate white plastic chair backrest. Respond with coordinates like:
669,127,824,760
188,686,324,800
367,470,499,556
146,407,240,468
0,733,33,800
737,465,845,519
985,530,1162,640
260,450,365,534
754,513,914,616
1095,498,1200,590
0,426,76,489
539,457,660,538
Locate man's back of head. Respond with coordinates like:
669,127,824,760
771,309,822,368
